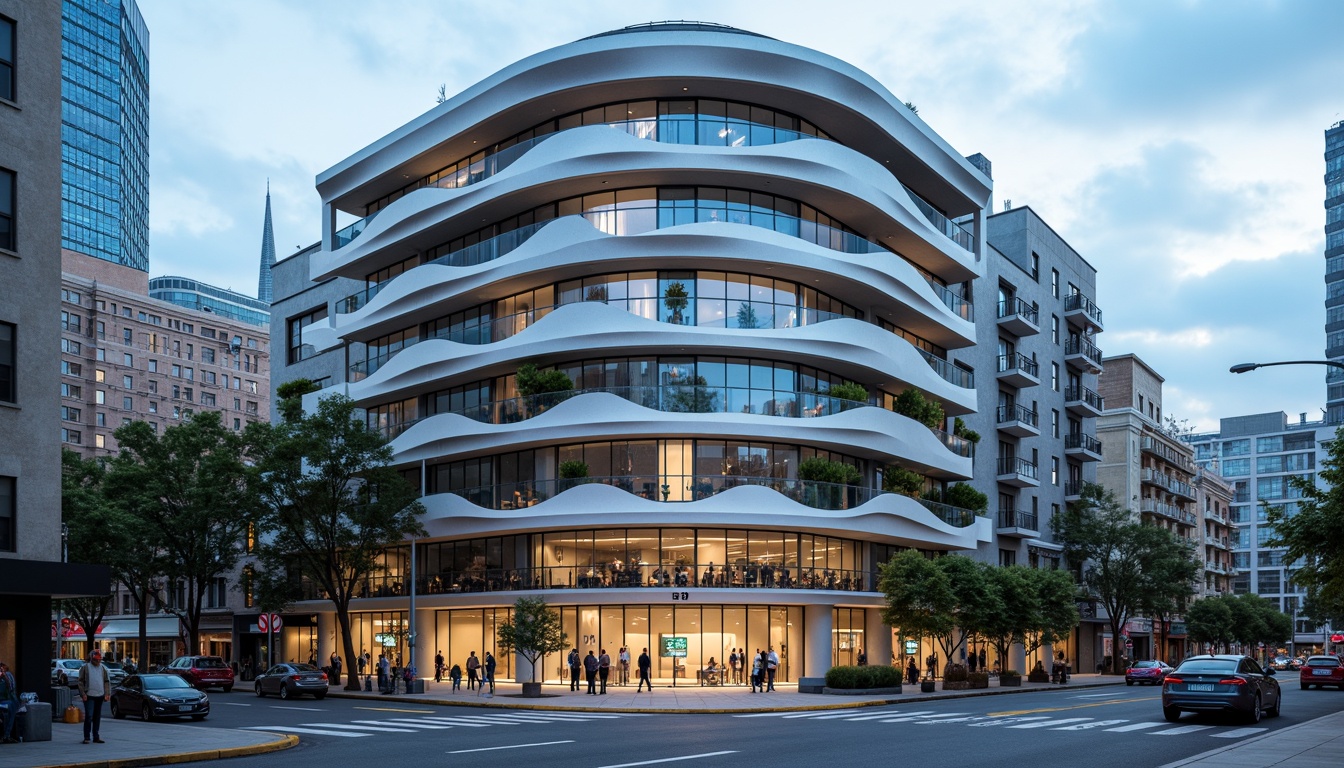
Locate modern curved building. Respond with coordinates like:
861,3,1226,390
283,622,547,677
292,21,994,683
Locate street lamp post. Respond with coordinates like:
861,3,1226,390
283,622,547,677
1230,360,1344,374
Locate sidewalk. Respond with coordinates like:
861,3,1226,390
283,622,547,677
326,672,1127,712
0,718,295,768
1161,708,1344,768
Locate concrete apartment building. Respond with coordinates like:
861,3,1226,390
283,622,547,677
0,0,108,699
1323,120,1344,424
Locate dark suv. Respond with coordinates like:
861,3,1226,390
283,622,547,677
165,655,235,692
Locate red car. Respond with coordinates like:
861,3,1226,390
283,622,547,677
1299,655,1344,690
1126,660,1174,686
165,655,235,692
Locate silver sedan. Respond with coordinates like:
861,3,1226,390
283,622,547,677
253,663,330,700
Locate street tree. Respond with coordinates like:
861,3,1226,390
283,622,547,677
880,551,995,676
496,596,569,691
58,449,122,651
1140,534,1199,662
1026,567,1082,662
1185,596,1234,652
1052,482,1196,673
105,412,258,653
980,565,1037,675
247,391,424,691
1268,431,1344,625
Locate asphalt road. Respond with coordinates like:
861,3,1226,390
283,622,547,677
141,683,1344,768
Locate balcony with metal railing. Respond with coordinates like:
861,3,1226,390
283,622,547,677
1064,335,1104,373
995,352,1040,388
996,297,1039,337
1141,467,1196,500
996,403,1040,438
1064,384,1104,418
1064,292,1104,331
1140,436,1195,472
995,508,1040,537
1064,482,1083,501
1064,432,1103,461
996,456,1040,487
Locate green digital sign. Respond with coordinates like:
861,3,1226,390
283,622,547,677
660,636,688,658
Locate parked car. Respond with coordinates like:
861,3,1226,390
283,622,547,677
110,674,209,721
1299,655,1344,690
1161,654,1281,724
103,661,128,687
1271,656,1299,671
1125,660,1174,686
51,659,85,688
253,663,329,700
164,655,235,692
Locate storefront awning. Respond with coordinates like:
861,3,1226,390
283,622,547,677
94,616,181,638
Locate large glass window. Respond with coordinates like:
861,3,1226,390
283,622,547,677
286,305,329,364
0,15,13,102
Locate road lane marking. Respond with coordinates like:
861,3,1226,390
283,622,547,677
595,752,739,768
448,740,574,754
356,719,453,729
833,710,932,721
219,702,252,707
1051,719,1130,730
991,697,1158,716
353,706,437,713
1209,728,1267,739
415,717,501,727
1104,722,1166,732
1151,725,1215,736
299,722,419,733
240,725,368,738
736,709,863,718
1007,717,1093,729
968,716,1053,727
1071,693,1126,699
915,716,982,724
269,705,326,711
781,710,865,718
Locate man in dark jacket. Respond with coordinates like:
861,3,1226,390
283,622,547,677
583,650,599,695
636,648,653,692
567,648,581,691
597,649,611,694
78,650,111,744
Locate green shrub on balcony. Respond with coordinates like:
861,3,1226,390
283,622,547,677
893,388,945,430
882,467,926,497
516,363,574,397
953,416,981,444
827,381,869,404
922,482,988,515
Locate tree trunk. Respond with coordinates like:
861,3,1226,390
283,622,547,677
334,599,361,691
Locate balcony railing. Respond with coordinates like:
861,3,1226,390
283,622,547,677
300,563,877,601
1064,336,1104,366
1140,436,1194,471
1141,467,1194,498
997,509,1039,531
900,184,977,254
1064,384,1104,411
996,352,1039,378
927,280,974,322
997,297,1039,326
438,474,978,527
918,348,975,389
1064,482,1083,498
996,403,1039,427
1064,292,1104,327
996,456,1039,480
1065,433,1102,454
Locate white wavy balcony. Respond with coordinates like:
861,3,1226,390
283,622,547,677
318,216,974,349
413,481,992,552
387,393,972,480
340,301,978,415
312,125,980,285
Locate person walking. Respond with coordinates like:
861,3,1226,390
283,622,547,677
566,648,581,691
483,652,497,694
636,648,653,692
856,648,867,667
358,650,367,682
0,661,19,744
978,648,987,672
750,649,764,693
466,652,481,691
377,653,390,693
330,652,342,685
729,649,740,685
449,663,462,692
597,649,611,694
78,649,111,744
618,647,630,686
583,650,599,695
766,646,779,691
434,650,445,683
967,650,977,674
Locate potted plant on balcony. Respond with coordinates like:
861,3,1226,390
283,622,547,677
882,466,925,497
893,388,945,429
558,460,589,492
826,381,869,412
663,281,689,325
496,596,568,698
953,416,981,444
515,363,574,415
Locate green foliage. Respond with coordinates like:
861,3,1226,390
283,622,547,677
882,466,925,496
662,281,689,323
496,596,569,683
1186,596,1235,650
515,363,574,397
967,670,989,688
893,388,945,430
953,417,981,444
827,381,870,404
797,456,861,485
1267,426,1344,624
943,663,968,682
943,483,989,514
880,552,996,675
60,449,123,648
824,665,903,689
558,460,590,479
276,378,320,424
245,394,425,690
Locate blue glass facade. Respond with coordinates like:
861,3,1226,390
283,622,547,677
148,277,272,328
1324,121,1344,423
61,0,149,271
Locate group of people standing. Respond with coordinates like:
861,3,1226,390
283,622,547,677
432,650,496,693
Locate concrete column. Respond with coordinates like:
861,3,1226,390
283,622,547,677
316,611,335,673
321,202,336,251
1010,642,1026,675
414,607,434,682
865,609,892,667
1041,641,1054,676
804,605,833,678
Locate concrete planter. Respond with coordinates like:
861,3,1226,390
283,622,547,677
920,680,936,693
521,682,543,698
821,685,903,695
999,675,1022,687
942,681,970,691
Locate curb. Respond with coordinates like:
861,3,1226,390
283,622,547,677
28,733,299,768
326,679,1124,714
1157,710,1344,768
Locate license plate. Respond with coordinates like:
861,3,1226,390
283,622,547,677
1313,669,1332,676
179,705,193,712
1187,683,1214,691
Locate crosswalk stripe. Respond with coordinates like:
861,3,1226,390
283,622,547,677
1151,725,1214,736
833,711,931,721
781,711,862,719
416,717,508,727
1105,722,1166,732
1209,728,1267,739
1007,717,1092,729
876,712,969,723
240,726,369,738
735,710,863,718
357,719,453,729
915,716,982,724
968,716,1052,727
1051,719,1129,731
299,723,419,733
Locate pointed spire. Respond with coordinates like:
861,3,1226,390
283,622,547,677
257,181,276,303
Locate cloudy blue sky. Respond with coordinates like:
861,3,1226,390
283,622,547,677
135,0,1343,432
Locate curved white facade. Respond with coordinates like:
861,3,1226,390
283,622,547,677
296,22,993,684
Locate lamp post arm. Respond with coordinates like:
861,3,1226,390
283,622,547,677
1230,360,1344,374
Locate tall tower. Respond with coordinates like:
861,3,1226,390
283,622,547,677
1325,121,1344,423
60,0,150,271
257,182,276,303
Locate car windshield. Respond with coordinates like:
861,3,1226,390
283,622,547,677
194,658,227,668
143,675,193,690
290,664,321,673
105,662,123,671
1132,661,1160,668
1176,659,1238,674
1306,657,1341,667
62,661,85,669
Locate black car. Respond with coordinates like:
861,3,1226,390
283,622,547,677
253,663,330,700
110,674,209,721
1161,654,1281,724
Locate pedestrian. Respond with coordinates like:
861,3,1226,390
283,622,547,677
978,648,987,672
330,653,342,684
466,651,481,691
378,653,390,693
618,647,630,686
598,648,611,694
78,649,111,744
449,663,462,692
362,650,371,680
906,657,919,685
927,652,938,679
403,662,417,693
0,661,18,744
483,652,497,694
729,649,740,685
434,650,445,683
636,647,653,692
583,650,599,695
566,647,581,691
856,648,867,666
766,646,779,691
750,649,763,693
358,652,367,681
967,650,977,674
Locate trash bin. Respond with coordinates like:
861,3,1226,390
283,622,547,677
408,679,424,694
49,686,72,719
22,703,52,741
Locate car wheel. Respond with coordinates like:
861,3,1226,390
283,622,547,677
1126,680,1133,686
110,699,125,719
255,682,265,697
1245,694,1262,724
314,693,326,700
1163,706,1181,723
191,714,207,721
141,703,154,722
279,684,292,700
1266,691,1281,717
223,686,232,693
1302,683,1309,690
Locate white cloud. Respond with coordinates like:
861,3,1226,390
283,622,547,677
149,178,234,238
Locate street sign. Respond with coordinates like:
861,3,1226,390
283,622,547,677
257,613,282,633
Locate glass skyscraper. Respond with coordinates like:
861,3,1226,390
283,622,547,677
1324,120,1344,422
60,0,149,271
